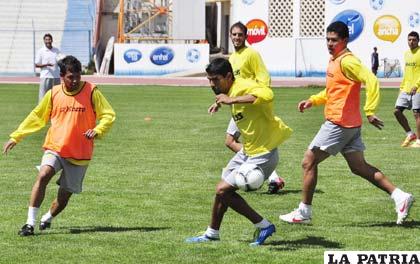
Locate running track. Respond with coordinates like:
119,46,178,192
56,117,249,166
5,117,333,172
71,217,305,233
0,76,402,88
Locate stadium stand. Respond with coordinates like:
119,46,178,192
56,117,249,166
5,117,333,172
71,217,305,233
0,0,96,76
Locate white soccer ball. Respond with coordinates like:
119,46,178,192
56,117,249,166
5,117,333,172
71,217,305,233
235,163,265,192
408,12,420,28
369,0,385,10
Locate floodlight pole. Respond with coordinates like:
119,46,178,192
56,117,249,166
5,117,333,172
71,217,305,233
117,0,125,43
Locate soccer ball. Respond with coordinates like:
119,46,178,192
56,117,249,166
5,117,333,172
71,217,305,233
369,0,384,10
235,163,265,192
186,48,200,63
408,12,420,28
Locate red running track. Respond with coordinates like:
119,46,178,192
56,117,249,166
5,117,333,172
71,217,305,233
0,75,402,88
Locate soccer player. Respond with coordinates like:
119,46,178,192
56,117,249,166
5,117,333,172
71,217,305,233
3,56,116,236
35,33,61,102
279,21,414,225
393,31,420,147
227,21,285,193
186,58,292,245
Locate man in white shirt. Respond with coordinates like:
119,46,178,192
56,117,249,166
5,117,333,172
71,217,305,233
35,34,61,102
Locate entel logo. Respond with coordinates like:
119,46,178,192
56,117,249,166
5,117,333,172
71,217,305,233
123,49,142,64
150,47,174,65
246,19,268,45
332,10,364,42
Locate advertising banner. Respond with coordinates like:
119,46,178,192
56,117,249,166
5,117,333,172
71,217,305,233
114,44,209,76
326,0,420,77
229,0,420,77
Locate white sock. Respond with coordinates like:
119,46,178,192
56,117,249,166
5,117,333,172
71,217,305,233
26,207,39,226
204,227,220,238
254,218,271,229
40,210,53,223
391,188,409,203
416,139,420,144
268,171,279,182
407,131,415,137
299,202,312,216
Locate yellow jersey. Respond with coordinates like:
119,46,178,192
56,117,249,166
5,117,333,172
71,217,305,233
400,46,420,93
229,46,271,87
228,78,292,156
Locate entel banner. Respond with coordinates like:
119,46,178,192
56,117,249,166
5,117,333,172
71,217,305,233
114,44,209,76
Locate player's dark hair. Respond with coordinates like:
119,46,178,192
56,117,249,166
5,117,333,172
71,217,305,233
230,21,247,36
206,58,234,79
43,33,53,41
327,21,349,39
58,55,82,75
408,31,419,40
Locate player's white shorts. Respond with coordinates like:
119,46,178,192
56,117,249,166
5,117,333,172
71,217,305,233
395,92,420,110
222,148,279,187
308,121,365,156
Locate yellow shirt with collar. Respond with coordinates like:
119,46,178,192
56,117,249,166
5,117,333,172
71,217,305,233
229,46,271,87
228,78,292,156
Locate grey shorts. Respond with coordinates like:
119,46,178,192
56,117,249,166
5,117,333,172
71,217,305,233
308,121,365,156
395,92,420,110
39,78,60,102
226,118,241,139
222,148,279,187
40,150,88,193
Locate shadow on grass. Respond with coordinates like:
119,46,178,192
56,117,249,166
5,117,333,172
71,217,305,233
267,236,344,251
60,226,170,234
255,189,324,196
348,220,420,229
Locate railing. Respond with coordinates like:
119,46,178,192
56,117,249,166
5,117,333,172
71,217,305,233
0,29,92,76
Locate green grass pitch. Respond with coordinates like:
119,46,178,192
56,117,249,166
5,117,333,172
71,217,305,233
0,84,418,263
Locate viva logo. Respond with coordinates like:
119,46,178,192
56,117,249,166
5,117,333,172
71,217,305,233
246,19,268,45
124,49,142,64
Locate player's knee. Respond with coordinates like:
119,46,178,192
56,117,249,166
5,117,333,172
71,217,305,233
394,107,404,116
215,182,232,196
301,153,316,171
215,186,227,196
37,170,54,185
349,166,363,176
